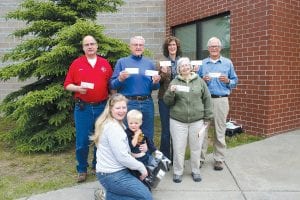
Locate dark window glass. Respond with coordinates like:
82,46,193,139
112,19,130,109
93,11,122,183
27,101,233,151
174,14,230,60
174,24,196,59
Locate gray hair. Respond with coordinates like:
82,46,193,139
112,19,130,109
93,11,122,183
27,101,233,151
130,36,145,44
207,37,222,48
176,57,192,74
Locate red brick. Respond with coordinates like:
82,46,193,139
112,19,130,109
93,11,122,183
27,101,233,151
167,0,300,136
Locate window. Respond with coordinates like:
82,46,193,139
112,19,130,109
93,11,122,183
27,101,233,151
174,24,196,59
174,13,230,60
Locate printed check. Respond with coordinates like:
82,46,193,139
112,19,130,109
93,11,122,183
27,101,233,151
175,85,190,92
125,68,139,74
191,60,202,66
81,82,94,89
145,70,159,76
159,61,172,67
209,72,221,78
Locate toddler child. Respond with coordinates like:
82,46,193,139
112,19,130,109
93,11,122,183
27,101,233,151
125,109,159,169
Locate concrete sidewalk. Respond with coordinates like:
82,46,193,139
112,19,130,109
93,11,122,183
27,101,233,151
19,129,300,200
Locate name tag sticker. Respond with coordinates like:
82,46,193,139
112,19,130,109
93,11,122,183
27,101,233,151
125,68,139,74
159,61,171,67
145,70,159,76
81,82,94,89
175,85,190,92
209,72,221,78
191,60,202,66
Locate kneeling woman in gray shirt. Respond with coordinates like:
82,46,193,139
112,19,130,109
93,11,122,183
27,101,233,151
91,93,152,200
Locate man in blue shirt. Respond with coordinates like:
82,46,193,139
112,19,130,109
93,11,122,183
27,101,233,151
110,36,160,141
198,37,238,170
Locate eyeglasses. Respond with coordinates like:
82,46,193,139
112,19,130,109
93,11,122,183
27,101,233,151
208,45,220,49
131,43,144,47
83,43,96,47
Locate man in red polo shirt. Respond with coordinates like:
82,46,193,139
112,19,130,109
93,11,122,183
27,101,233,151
64,35,113,183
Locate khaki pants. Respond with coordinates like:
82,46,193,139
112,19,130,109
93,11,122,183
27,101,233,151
201,97,229,162
170,118,206,175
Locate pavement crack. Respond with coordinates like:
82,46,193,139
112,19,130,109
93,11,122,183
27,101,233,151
225,162,247,200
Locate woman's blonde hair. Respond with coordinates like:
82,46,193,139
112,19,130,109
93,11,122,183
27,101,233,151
90,93,128,144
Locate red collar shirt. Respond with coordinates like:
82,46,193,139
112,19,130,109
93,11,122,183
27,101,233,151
64,55,113,102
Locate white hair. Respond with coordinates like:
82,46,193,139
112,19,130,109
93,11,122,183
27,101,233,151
176,57,192,74
130,36,145,44
207,37,222,47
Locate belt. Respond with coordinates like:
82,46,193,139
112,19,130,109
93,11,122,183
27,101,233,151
98,171,111,176
126,95,151,101
75,98,106,106
211,94,229,98
98,169,127,176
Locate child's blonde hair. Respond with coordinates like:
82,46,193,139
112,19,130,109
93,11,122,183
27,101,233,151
127,109,143,124
90,93,128,144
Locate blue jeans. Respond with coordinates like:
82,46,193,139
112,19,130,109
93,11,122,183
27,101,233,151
74,101,106,173
126,98,154,141
97,169,152,200
158,99,172,160
137,154,158,169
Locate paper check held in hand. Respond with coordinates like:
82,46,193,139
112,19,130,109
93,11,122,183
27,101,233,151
145,70,158,76
80,81,94,89
159,61,172,67
208,72,221,78
125,68,139,74
175,85,190,92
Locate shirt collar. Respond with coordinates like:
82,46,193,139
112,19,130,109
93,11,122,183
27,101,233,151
206,56,223,64
130,54,143,60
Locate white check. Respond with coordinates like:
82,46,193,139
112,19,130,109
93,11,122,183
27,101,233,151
209,72,221,78
191,60,202,66
81,82,94,89
125,68,139,74
145,70,158,76
175,85,190,92
159,61,171,67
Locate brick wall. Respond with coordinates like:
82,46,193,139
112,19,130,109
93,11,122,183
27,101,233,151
0,0,165,103
166,0,300,136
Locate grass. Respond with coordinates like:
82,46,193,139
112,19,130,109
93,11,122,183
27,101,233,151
0,117,263,200
0,118,94,200
0,139,78,200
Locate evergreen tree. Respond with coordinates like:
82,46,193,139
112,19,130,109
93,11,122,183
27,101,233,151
0,0,130,153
